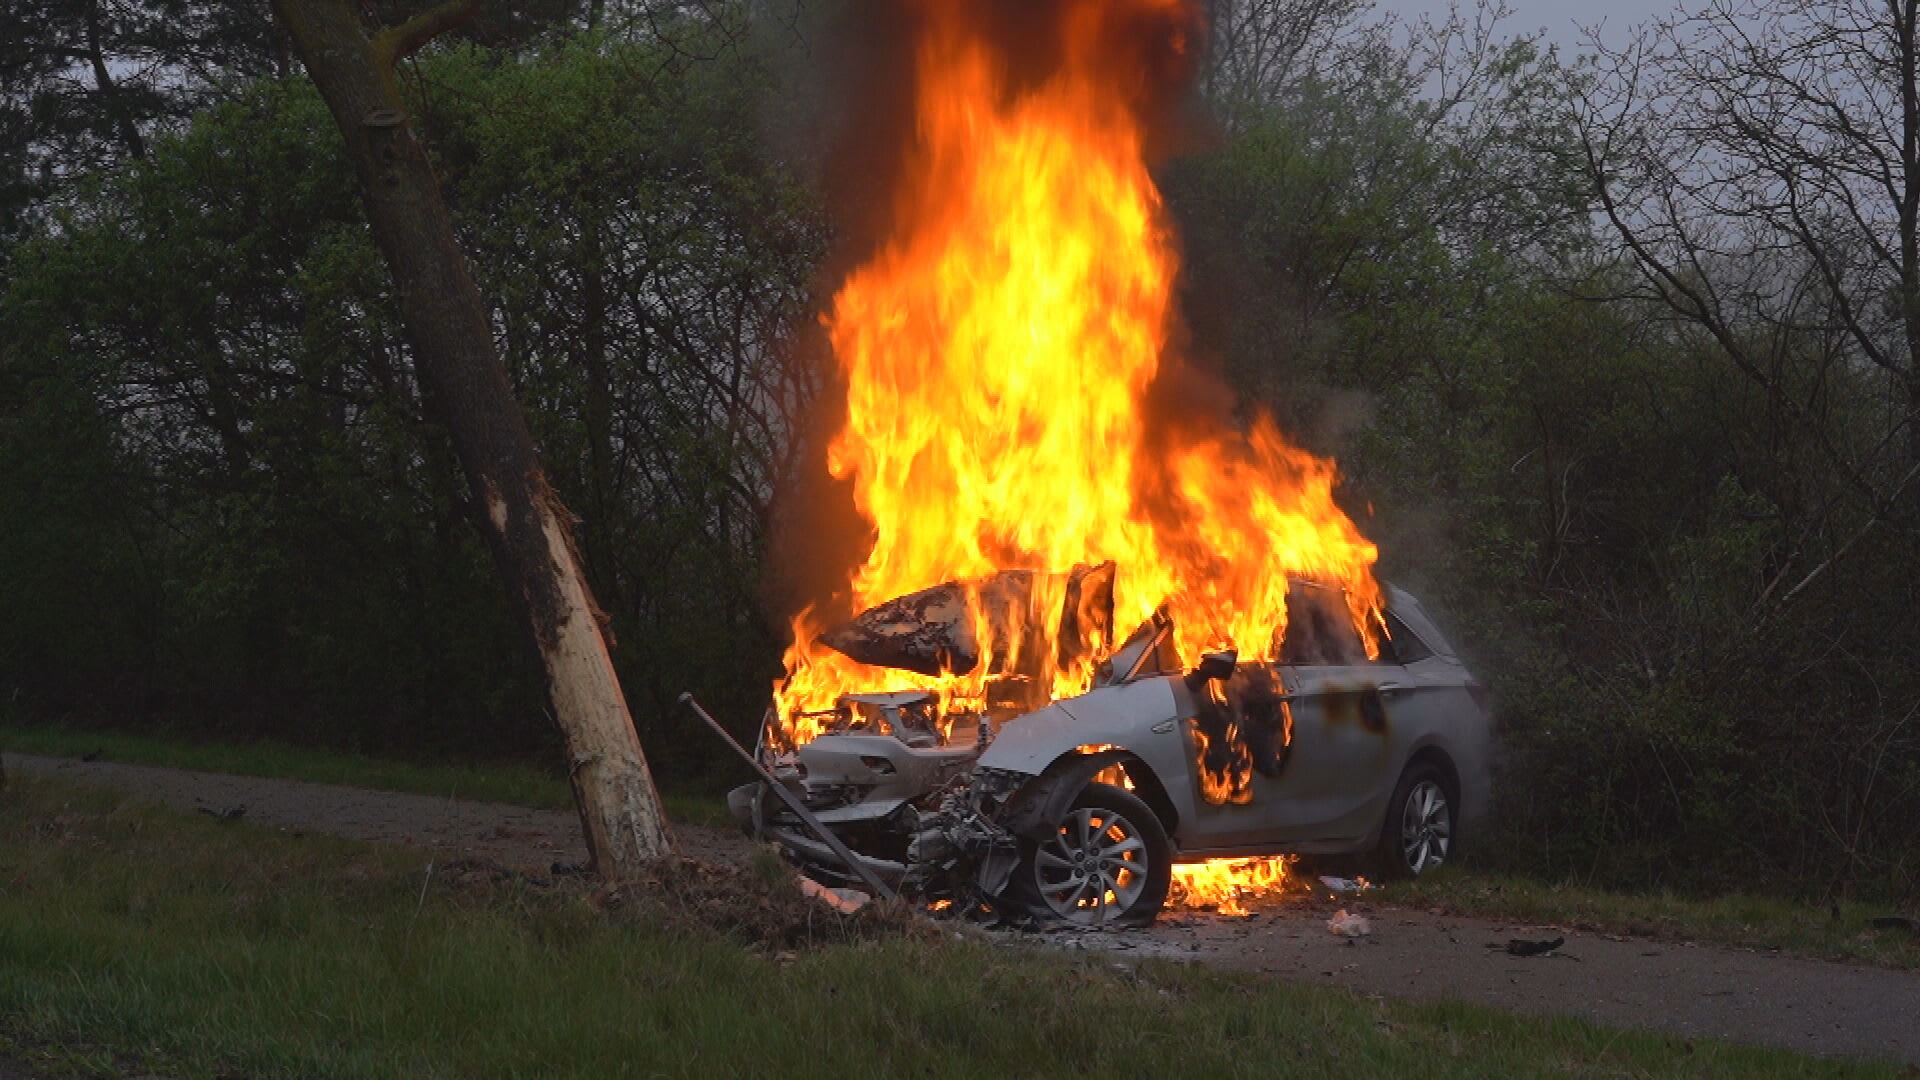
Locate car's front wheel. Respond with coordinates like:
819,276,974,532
1015,781,1172,927
1375,762,1455,878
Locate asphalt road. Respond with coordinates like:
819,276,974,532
1081,903,1920,1066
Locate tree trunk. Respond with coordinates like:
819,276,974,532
270,0,673,874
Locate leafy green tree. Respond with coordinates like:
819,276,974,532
0,21,821,784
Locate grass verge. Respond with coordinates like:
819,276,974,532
0,719,732,826
0,773,1904,1080
1374,867,1920,969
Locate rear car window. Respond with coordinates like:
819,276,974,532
1383,610,1434,663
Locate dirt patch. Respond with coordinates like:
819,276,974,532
596,853,935,952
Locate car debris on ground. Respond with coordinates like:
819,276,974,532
1500,935,1567,957
1327,909,1372,938
798,876,871,913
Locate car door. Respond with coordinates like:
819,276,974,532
1176,586,1422,852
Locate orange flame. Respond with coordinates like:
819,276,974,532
1170,857,1293,916
773,0,1381,772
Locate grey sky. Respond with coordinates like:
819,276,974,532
1376,0,1682,52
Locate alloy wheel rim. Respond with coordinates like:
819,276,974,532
1401,779,1451,874
1033,806,1151,924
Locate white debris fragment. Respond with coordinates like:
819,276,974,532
1326,908,1372,938
798,876,871,913
1318,875,1372,893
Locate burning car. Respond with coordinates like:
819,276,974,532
727,0,1491,926
731,579,1490,926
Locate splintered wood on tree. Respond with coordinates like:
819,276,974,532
817,561,1116,679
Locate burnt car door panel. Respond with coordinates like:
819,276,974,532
1174,598,1468,853
1178,661,1404,850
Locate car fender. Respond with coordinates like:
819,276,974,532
978,677,1195,841
978,678,1185,772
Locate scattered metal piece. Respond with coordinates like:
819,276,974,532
680,691,898,902
197,803,246,821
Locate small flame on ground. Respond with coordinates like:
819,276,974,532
1169,856,1294,916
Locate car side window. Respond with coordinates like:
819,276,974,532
1279,583,1367,665
1369,618,1401,665
1384,611,1434,663
1277,584,1439,667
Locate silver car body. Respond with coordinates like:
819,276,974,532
972,584,1489,858
741,583,1491,902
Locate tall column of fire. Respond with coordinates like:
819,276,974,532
777,0,1383,740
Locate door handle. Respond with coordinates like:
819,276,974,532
1377,683,1412,695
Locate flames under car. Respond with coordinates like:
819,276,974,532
731,582,1492,926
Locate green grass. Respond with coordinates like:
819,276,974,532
0,775,1902,1080
0,719,732,826
1375,867,1920,969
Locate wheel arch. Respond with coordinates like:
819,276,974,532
997,746,1180,843
1367,742,1465,872
1404,743,1462,804
1360,742,1462,851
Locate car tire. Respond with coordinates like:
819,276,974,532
1373,761,1455,879
1012,781,1172,927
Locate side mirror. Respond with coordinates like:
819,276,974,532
1184,648,1238,690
